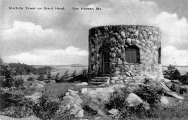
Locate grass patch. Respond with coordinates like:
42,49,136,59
43,82,81,100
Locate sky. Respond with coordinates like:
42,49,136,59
0,0,188,66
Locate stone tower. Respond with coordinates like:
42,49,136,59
88,25,163,83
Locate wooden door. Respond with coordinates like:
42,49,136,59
102,51,110,74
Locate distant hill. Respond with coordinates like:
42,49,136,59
70,64,87,67
9,63,36,75
8,63,54,75
32,64,88,68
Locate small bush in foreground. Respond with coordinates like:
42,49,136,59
33,95,60,120
133,85,161,106
0,89,24,110
3,98,34,118
105,88,131,119
0,89,34,118
105,85,162,119
53,109,74,120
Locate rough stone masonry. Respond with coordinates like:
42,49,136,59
88,25,164,84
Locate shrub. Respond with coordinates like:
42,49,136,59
69,74,88,82
53,109,74,120
55,73,60,81
33,95,60,120
105,85,163,119
3,98,34,118
0,89,34,118
63,71,69,79
37,73,45,81
0,89,73,119
0,76,25,89
14,77,24,89
0,89,24,109
56,71,69,83
59,76,65,83
163,65,181,80
179,72,188,85
82,104,98,116
47,70,52,80
133,85,161,106
132,84,163,118
0,76,6,87
27,77,34,81
68,69,89,83
105,88,129,110
82,69,88,77
0,64,26,88
105,88,131,119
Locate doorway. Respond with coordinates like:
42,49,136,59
102,49,110,74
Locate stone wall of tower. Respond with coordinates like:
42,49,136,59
88,25,163,83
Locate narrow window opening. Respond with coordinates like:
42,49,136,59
158,47,161,64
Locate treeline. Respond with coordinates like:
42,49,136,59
1,63,53,75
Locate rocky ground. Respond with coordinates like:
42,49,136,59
1,77,188,120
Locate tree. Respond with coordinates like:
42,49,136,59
47,70,52,80
63,71,69,79
0,58,4,75
71,70,76,77
58,71,69,82
55,73,60,81
0,57,3,65
3,65,14,87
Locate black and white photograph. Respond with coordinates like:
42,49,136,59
0,0,188,119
